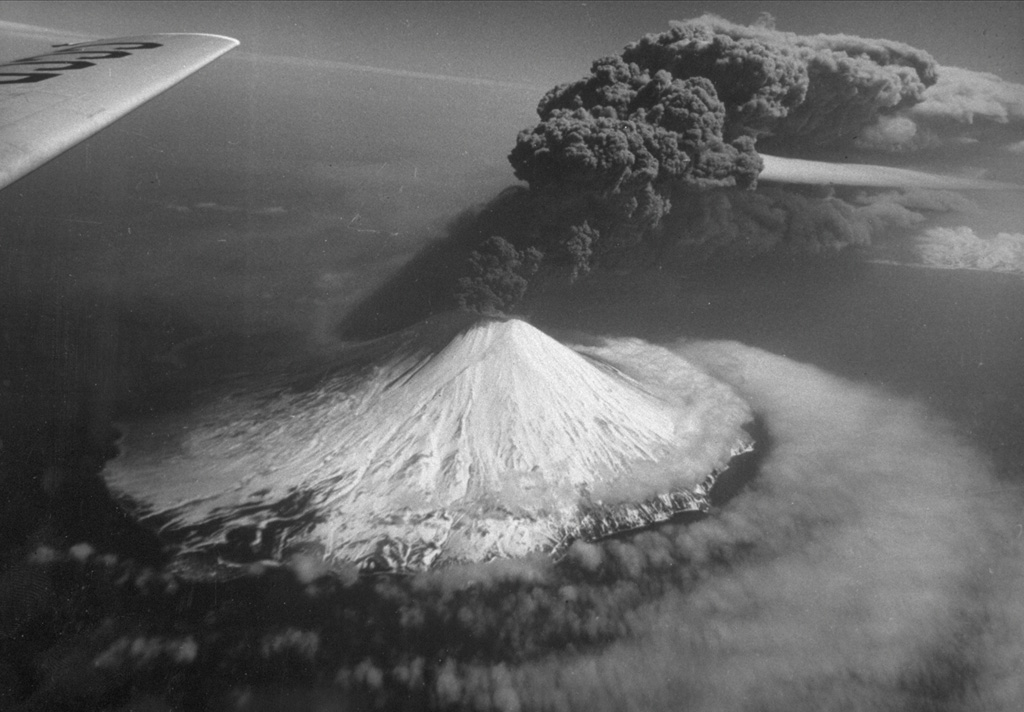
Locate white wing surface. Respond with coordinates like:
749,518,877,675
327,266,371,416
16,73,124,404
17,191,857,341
0,33,238,190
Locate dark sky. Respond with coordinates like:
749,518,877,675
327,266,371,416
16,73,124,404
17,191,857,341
2,2,1021,212
0,1,1021,340
3,2,1023,84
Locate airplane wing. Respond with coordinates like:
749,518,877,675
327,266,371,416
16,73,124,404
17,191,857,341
0,33,239,191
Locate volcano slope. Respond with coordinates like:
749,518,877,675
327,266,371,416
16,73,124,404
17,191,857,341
104,314,753,572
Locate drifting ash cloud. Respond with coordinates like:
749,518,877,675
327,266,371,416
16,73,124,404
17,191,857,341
861,65,1024,154
406,13,1024,320
620,15,1024,161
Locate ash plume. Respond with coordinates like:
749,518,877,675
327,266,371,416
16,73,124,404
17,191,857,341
863,65,1024,153
338,15,1022,340
615,15,937,152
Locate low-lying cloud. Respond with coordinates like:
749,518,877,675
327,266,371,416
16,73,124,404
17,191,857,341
402,341,1024,711
914,226,1024,274
189,339,1023,711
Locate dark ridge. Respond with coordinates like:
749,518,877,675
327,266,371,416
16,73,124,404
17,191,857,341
708,416,767,506
572,416,766,548
0,418,165,566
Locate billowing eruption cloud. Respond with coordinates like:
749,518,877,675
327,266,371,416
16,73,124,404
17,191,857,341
508,55,763,200
614,15,937,152
612,15,1024,158
862,65,1024,153
503,14,1023,263
339,15,1020,338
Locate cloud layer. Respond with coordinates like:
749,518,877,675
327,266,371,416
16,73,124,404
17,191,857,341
425,340,1024,711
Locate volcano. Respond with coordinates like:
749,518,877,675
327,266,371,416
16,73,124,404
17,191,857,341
105,315,754,572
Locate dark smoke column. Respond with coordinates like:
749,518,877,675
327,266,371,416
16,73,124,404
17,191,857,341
505,55,762,277
616,16,937,151
342,15,946,332
482,15,941,296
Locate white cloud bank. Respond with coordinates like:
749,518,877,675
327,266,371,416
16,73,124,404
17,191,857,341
495,341,1024,712
915,226,1024,274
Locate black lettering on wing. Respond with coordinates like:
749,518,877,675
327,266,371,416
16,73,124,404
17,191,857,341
57,41,163,52
50,50,133,60
4,60,96,71
0,41,164,86
0,72,61,84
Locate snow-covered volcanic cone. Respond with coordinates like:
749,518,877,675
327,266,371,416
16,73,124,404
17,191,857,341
105,315,753,572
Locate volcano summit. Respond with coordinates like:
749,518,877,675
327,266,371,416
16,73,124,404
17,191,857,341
105,316,754,572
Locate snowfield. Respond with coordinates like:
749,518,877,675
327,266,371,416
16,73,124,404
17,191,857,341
104,315,753,572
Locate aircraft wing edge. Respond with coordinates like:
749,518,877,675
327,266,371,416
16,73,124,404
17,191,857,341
0,33,240,191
